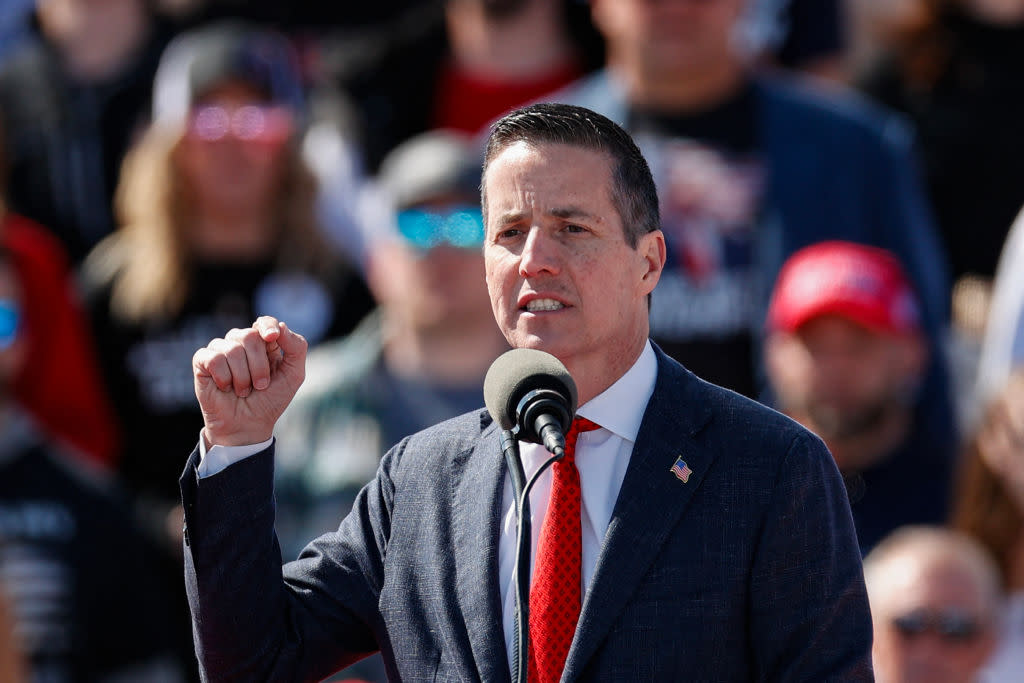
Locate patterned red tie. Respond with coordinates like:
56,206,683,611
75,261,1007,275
528,416,601,683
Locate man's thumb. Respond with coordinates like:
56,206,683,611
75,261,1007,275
276,322,308,362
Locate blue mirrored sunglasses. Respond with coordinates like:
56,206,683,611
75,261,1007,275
396,206,485,251
0,299,20,350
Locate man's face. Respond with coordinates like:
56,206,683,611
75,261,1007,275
872,558,997,683
765,315,924,465
36,0,146,80
369,201,492,333
483,141,664,393
176,81,291,223
592,0,746,79
966,0,1024,24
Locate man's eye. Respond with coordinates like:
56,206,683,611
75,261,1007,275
564,224,588,233
497,228,523,240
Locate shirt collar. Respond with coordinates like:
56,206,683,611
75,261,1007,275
576,340,657,444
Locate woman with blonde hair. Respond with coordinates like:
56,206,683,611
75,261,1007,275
80,23,374,678
952,369,1024,677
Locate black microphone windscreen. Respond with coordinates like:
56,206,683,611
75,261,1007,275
484,348,578,431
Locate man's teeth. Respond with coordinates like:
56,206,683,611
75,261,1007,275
525,299,564,312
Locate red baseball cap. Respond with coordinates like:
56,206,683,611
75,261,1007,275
767,241,922,336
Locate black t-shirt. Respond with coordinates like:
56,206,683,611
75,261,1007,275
84,259,375,509
629,83,765,397
745,0,845,69
0,24,173,264
860,11,1024,280
0,424,178,681
843,412,956,555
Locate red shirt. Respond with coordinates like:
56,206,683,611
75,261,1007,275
3,212,119,466
431,59,583,134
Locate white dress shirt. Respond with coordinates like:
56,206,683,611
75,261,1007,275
196,341,659,675
981,591,1024,682
496,341,657,672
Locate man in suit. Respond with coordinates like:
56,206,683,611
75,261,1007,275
548,0,952,435
184,103,873,681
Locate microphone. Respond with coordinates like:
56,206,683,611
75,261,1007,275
484,348,578,458
485,348,578,683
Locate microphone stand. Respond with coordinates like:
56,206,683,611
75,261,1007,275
501,429,530,683
502,429,564,683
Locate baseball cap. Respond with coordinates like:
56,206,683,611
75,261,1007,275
378,130,485,251
378,130,482,211
767,241,922,336
152,22,306,131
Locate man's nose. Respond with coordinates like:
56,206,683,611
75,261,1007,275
518,228,561,278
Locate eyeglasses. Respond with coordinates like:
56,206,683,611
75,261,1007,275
396,206,485,251
187,105,293,143
0,299,20,350
891,608,986,644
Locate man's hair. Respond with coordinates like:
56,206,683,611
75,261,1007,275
481,103,660,248
863,525,1004,617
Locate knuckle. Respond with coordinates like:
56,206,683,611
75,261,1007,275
243,331,265,350
225,344,248,364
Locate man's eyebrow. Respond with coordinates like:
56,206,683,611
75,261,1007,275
549,206,596,221
494,210,528,227
492,206,598,227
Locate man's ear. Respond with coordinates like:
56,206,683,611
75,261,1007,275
636,229,666,297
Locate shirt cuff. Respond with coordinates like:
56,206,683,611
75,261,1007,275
197,434,274,478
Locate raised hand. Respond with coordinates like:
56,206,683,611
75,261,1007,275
192,316,307,447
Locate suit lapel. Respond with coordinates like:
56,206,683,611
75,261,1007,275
564,352,717,680
451,415,512,683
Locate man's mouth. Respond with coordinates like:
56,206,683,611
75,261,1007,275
523,298,565,312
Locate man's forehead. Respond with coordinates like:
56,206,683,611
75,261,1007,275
491,204,604,226
481,140,618,223
485,139,612,169
483,141,613,196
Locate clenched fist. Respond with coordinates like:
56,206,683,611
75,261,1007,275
192,316,307,448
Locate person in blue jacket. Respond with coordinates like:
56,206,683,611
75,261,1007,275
548,0,952,439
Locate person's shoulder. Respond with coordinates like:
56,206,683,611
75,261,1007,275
3,412,129,510
0,38,60,117
756,73,915,148
698,374,811,446
402,408,493,452
653,350,821,457
294,311,383,397
77,232,129,302
543,69,624,123
383,407,492,475
0,36,47,81
1,212,72,272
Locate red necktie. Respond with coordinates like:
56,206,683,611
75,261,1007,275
528,417,601,683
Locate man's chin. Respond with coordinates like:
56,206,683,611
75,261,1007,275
808,401,892,442
508,332,575,362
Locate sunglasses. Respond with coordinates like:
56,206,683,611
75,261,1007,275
187,104,293,143
0,299,20,350
891,608,985,644
396,206,485,251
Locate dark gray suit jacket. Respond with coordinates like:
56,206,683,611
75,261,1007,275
180,347,873,682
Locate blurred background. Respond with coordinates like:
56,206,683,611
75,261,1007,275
1,1,1024,681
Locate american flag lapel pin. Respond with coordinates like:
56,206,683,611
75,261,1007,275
670,456,692,483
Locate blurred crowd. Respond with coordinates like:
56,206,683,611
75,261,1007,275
1,0,1024,681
